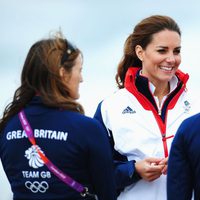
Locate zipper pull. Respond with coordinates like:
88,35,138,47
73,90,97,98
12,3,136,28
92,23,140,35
158,108,161,115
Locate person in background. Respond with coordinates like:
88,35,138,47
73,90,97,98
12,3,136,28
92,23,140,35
0,31,116,200
94,15,198,200
167,113,200,200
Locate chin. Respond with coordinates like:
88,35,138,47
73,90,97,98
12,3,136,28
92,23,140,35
160,73,174,79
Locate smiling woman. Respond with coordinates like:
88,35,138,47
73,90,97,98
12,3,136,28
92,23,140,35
93,15,199,200
135,29,181,103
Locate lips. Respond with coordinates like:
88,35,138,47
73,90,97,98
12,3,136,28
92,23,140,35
159,66,173,71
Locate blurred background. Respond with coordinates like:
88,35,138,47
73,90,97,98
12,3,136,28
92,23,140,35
1,0,200,199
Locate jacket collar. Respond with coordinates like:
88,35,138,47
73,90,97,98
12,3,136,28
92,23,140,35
124,67,189,89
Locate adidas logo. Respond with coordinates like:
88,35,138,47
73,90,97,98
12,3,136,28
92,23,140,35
122,106,136,114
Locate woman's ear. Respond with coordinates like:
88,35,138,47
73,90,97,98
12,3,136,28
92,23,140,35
135,45,144,61
59,67,66,78
59,67,70,84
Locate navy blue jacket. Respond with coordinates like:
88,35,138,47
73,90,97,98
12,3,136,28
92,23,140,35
0,96,116,200
167,113,200,200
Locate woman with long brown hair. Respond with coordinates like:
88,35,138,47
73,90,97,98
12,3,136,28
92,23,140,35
94,15,198,200
0,32,116,200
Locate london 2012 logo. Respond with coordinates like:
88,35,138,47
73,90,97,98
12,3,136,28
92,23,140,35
25,145,44,168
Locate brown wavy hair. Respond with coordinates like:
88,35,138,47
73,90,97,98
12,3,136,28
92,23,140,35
0,31,84,131
116,15,181,88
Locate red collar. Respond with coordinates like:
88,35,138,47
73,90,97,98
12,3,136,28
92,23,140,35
124,67,189,158
124,67,189,89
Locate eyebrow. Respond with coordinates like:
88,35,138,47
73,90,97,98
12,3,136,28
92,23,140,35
156,46,181,49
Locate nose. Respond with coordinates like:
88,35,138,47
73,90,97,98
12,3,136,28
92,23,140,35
166,53,176,63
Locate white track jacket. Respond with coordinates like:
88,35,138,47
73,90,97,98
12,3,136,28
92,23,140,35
96,67,198,200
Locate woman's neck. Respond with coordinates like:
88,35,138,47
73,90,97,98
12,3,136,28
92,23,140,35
153,82,170,105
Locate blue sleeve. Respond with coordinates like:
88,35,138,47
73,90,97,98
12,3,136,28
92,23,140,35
87,120,117,200
114,160,141,191
167,121,193,200
94,103,141,192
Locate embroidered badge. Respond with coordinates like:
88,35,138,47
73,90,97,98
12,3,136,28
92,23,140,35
183,100,191,113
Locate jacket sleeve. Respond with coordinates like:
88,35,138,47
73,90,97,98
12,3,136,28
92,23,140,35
87,120,117,200
94,103,141,192
167,121,193,200
114,159,141,191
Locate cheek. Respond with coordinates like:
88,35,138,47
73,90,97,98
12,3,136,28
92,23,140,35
144,53,160,65
145,58,160,67
176,56,181,66
73,76,80,88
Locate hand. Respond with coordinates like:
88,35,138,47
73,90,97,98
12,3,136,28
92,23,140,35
158,157,168,175
135,157,165,182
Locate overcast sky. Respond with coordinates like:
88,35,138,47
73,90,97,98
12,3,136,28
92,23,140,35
1,0,200,199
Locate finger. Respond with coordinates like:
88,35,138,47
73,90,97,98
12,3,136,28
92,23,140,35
146,157,163,164
148,164,165,172
144,172,162,182
159,157,168,165
161,165,168,175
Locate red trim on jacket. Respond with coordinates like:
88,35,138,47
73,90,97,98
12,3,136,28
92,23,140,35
124,67,189,157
